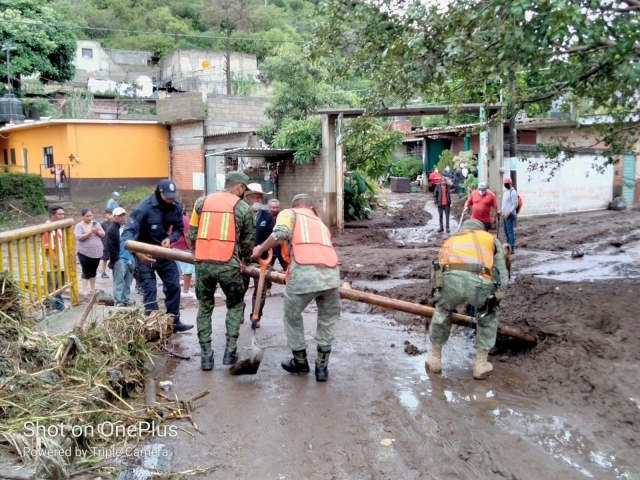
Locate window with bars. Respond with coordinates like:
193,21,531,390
225,156,239,172
43,147,54,168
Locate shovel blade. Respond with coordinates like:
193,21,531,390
229,345,264,376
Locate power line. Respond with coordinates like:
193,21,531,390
1,19,308,44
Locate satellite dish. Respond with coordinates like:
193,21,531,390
201,60,210,68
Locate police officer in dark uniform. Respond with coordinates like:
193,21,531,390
121,179,193,333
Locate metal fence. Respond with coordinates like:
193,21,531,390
0,219,79,307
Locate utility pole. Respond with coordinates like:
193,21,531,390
2,43,16,92
508,72,517,158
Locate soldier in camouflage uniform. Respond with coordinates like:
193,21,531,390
425,219,508,380
252,194,340,382
188,172,255,370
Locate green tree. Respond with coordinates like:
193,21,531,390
0,0,76,87
262,44,359,131
343,117,404,179
315,0,640,172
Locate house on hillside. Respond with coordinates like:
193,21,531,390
0,119,168,200
159,49,266,96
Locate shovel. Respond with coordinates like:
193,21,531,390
229,249,272,376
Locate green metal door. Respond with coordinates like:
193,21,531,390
622,155,636,204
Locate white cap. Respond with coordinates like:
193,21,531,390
113,207,127,216
246,183,273,195
478,182,487,190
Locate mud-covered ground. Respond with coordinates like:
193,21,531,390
338,190,640,462
3,189,640,479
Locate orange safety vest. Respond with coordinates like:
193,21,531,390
282,208,339,269
194,191,240,262
439,230,495,280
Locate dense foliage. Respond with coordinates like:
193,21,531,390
0,0,76,86
391,156,423,180
315,0,640,171
49,0,316,58
0,173,46,214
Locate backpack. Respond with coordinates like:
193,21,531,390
516,194,523,214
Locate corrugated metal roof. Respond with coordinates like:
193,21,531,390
205,147,294,157
205,130,255,138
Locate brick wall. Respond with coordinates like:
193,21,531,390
276,157,325,220
205,95,269,135
170,122,204,205
388,120,413,132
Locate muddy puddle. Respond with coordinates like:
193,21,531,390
387,335,640,480
386,198,459,243
518,242,640,281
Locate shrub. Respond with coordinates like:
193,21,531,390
0,173,46,214
344,172,376,221
436,149,455,172
391,155,423,179
460,173,479,199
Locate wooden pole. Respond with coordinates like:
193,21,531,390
124,241,536,343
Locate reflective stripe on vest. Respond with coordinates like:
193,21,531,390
439,230,495,280
194,191,240,262
289,208,338,268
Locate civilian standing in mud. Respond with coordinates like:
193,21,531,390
434,175,452,233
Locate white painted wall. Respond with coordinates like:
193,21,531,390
513,154,613,216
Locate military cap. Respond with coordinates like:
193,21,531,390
226,171,250,185
292,193,314,203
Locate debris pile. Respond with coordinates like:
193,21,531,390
0,273,211,478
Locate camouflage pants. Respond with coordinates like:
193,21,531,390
430,271,499,350
284,287,341,352
195,262,246,343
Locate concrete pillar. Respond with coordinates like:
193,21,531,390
321,114,337,226
487,118,504,208
422,138,429,192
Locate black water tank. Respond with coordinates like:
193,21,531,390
0,94,25,122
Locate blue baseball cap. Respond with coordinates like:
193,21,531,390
157,179,178,199
111,191,120,197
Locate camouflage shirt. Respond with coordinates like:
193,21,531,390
188,191,255,270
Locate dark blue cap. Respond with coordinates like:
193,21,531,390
157,179,178,198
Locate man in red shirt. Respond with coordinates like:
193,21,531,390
433,175,451,232
463,182,497,231
428,168,441,192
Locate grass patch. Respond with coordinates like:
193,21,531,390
99,187,154,210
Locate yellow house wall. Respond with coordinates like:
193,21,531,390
0,124,69,175
66,123,168,178
0,123,168,178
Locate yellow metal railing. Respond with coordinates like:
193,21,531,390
0,219,79,308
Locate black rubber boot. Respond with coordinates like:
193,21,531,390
223,334,238,365
315,345,331,382
281,349,310,375
173,316,194,333
200,341,214,371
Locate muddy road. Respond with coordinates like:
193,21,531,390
4,190,639,479
136,191,640,479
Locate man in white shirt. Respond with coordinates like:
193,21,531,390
500,178,518,252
